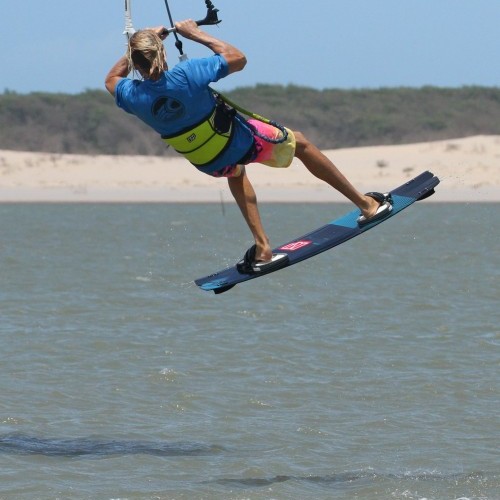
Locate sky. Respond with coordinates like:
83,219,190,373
1,0,499,94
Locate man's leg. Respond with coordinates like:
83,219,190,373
294,131,381,219
227,166,273,262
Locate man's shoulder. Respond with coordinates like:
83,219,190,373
174,55,228,75
116,77,140,95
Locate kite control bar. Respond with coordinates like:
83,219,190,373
161,0,221,59
161,0,220,35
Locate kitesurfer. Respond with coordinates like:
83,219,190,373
105,21,392,270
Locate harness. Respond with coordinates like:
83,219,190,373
161,101,235,167
161,93,289,167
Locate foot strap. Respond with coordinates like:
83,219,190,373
357,192,393,227
236,245,289,275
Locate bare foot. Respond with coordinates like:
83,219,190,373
255,241,273,262
359,195,382,219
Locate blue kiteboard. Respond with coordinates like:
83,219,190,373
195,170,440,294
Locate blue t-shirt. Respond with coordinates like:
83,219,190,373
115,54,253,174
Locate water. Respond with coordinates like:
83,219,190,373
0,202,499,500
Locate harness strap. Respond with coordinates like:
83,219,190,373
212,89,288,144
162,102,235,167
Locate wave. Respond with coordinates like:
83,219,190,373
0,433,223,458
211,470,489,489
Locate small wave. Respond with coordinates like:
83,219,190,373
0,434,224,458
211,470,488,489
135,275,152,282
212,472,373,488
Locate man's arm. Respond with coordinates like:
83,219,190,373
105,55,129,96
175,20,247,74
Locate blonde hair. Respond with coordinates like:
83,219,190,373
127,30,167,80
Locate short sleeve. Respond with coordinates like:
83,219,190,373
115,78,136,114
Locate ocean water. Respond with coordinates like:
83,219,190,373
0,202,499,500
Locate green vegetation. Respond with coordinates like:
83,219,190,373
1,86,499,154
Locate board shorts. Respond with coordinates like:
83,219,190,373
211,119,296,178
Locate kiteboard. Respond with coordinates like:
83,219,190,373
195,170,440,294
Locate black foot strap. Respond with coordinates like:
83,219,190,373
236,245,289,275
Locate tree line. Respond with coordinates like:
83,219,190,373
0,85,499,155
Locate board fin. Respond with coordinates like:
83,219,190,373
214,284,235,294
417,188,436,201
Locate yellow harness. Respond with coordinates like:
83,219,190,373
161,103,234,167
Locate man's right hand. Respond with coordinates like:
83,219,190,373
174,19,203,40
174,19,247,74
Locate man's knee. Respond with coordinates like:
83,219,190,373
293,130,311,157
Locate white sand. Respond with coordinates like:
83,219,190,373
0,135,499,202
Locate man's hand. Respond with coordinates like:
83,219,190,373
174,19,202,40
144,26,169,41
173,19,247,74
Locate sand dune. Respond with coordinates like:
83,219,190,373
0,135,498,202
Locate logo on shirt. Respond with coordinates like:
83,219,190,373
151,96,185,121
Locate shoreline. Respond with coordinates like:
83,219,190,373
0,188,498,204
1,135,499,203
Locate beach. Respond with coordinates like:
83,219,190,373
0,135,499,202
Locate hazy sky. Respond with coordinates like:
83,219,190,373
1,0,499,94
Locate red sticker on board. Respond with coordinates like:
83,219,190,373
279,240,313,251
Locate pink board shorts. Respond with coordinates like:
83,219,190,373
212,119,296,178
